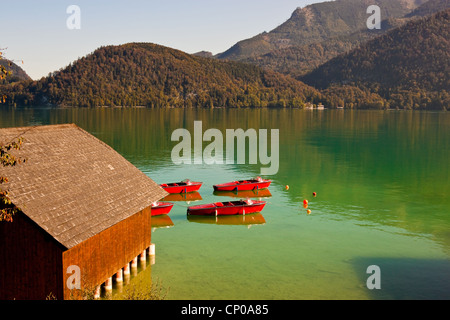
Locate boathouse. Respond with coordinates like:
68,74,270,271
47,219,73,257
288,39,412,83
0,124,168,300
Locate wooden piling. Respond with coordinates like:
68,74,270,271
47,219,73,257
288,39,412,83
115,269,123,282
123,262,130,275
140,249,146,261
104,277,113,291
149,243,155,256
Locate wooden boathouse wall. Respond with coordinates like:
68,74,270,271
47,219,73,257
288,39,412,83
62,206,152,300
0,211,65,300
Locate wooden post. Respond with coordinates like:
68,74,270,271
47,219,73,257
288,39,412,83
131,256,138,268
115,269,123,282
94,285,101,299
149,243,155,256
140,249,147,261
104,277,113,291
123,262,130,275
149,243,156,265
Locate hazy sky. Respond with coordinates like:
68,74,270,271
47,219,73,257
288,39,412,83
0,0,323,80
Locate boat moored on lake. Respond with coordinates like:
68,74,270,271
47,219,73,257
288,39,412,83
187,199,266,216
151,201,174,216
213,177,271,192
160,179,203,193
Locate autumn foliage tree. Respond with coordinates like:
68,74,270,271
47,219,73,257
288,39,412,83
0,49,12,103
1,48,25,222
0,137,25,222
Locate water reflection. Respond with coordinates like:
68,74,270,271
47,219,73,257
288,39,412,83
213,189,272,199
162,191,203,202
187,212,266,228
151,215,174,231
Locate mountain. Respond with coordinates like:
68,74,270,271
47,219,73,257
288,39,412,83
217,0,450,79
1,43,321,108
406,0,450,17
241,14,411,78
301,9,450,110
0,59,31,83
217,0,427,62
192,51,214,58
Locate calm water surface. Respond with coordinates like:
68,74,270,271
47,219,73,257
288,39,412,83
1,107,449,300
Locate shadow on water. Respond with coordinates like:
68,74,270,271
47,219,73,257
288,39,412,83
352,257,450,300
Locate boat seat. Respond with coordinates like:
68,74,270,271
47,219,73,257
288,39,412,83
161,184,168,187
215,202,224,207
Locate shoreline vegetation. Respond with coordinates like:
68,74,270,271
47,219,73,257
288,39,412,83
1,103,448,111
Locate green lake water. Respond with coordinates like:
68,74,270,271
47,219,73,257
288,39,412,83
1,107,449,300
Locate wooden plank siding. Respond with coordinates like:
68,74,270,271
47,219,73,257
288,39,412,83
62,206,152,300
0,211,65,300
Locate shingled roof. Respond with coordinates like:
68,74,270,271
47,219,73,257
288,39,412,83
0,124,168,249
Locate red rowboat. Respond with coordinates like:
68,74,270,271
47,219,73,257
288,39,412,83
151,201,174,216
213,177,271,192
160,179,202,194
187,199,266,216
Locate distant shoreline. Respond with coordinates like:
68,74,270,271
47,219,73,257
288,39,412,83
1,105,448,112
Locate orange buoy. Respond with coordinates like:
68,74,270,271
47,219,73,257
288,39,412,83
303,199,308,205
307,209,312,215
313,192,317,197
285,185,289,190
303,203,308,209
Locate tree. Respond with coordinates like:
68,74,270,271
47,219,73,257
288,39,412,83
1,48,25,222
0,137,25,222
0,49,12,103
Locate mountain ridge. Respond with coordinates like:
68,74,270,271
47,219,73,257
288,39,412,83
302,8,450,110
217,0,450,79
0,42,322,108
216,0,428,62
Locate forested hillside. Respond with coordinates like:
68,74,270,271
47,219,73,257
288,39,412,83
222,0,449,79
0,59,31,83
1,43,321,108
302,9,450,110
